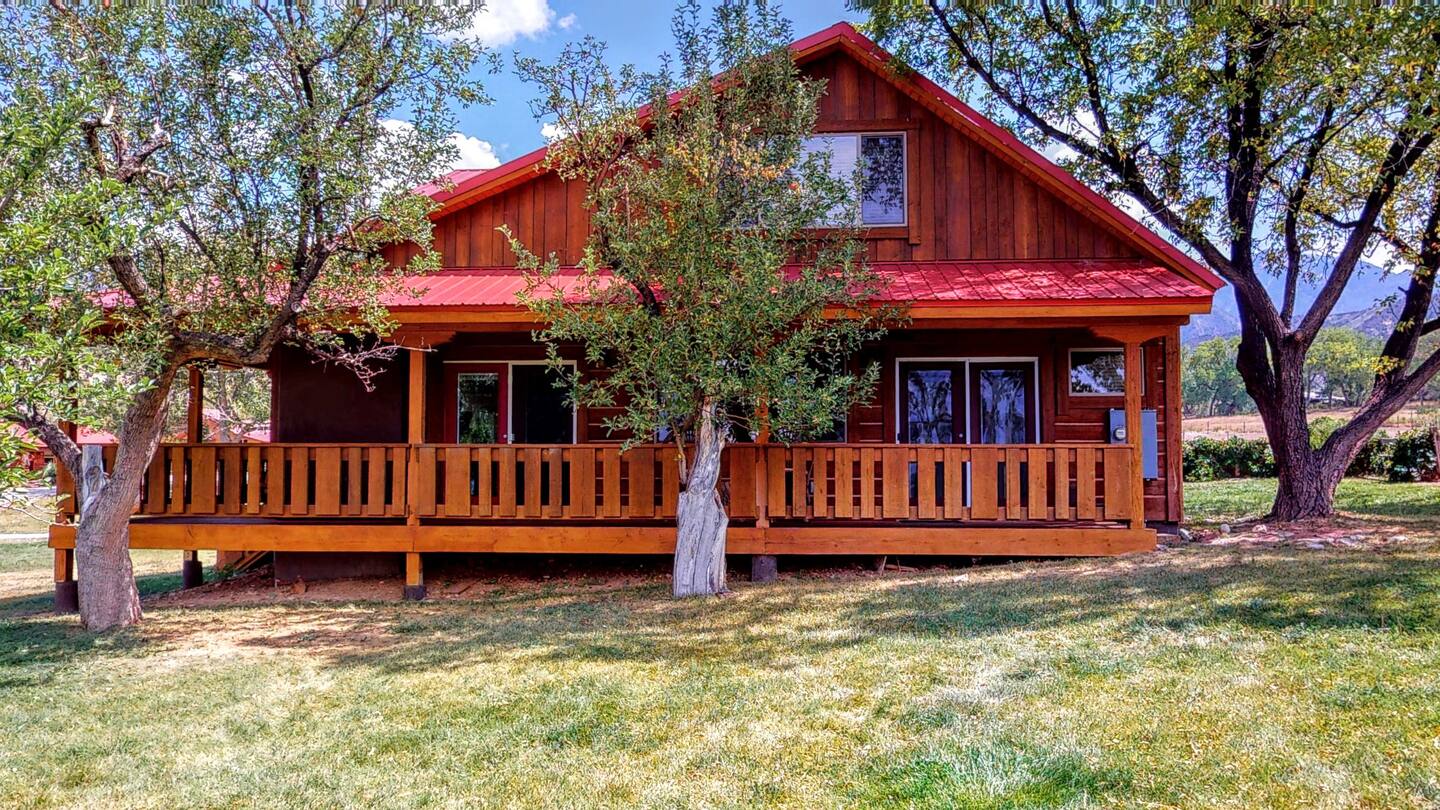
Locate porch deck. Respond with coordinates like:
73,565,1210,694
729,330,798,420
49,442,1155,560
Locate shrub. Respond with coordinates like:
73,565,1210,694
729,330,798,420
1183,436,1275,481
1308,416,1345,450
1347,437,1391,478
1387,427,1439,483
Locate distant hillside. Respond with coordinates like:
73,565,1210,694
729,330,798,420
1182,256,1421,344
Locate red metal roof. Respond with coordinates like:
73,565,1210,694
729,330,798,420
385,260,1210,310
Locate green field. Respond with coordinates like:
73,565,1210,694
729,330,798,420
2,480,1438,807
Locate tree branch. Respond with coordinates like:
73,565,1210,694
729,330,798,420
1295,94,1436,342
9,409,80,478
923,1,1235,280
1281,101,1335,325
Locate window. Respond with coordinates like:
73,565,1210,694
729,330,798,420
801,132,906,226
510,364,575,443
443,361,575,443
1070,349,1125,395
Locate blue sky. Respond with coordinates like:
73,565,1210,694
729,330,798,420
439,0,857,169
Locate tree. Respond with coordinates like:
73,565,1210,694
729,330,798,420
512,1,889,596
0,2,483,630
1182,337,1251,417
859,3,1440,519
1305,327,1382,406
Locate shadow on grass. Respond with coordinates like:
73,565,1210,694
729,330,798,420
0,567,197,619
165,546,1438,677
4,548,1438,684
0,566,211,686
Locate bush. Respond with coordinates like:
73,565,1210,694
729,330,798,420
1183,436,1275,481
1307,416,1345,450
1309,416,1389,477
1347,437,1391,477
1387,427,1439,483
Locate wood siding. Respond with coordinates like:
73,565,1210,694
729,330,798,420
383,49,1145,270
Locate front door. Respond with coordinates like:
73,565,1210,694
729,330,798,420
900,362,965,443
443,363,508,443
968,362,1036,444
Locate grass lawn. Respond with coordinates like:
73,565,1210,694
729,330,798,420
3,527,1440,808
1186,478,1440,526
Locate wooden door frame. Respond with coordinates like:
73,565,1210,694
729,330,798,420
897,360,967,443
968,361,1038,444
442,362,509,443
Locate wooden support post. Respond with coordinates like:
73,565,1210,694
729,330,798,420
751,554,777,583
181,549,203,589
1124,341,1145,530
754,401,770,530
53,548,78,614
186,366,204,443
403,552,425,601
406,351,427,526
55,419,78,523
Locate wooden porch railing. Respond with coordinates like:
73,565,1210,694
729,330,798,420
56,441,1135,526
57,443,409,520
758,444,1134,523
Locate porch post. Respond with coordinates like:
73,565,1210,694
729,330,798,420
406,349,426,527
751,401,777,582
186,366,204,443
403,552,425,601
54,548,78,614
181,549,203,589
1123,341,1145,530
56,419,78,523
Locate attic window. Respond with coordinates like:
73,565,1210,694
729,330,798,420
801,132,907,226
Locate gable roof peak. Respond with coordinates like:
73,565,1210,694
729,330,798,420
416,20,1222,292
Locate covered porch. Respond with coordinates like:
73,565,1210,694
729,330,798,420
48,314,1178,600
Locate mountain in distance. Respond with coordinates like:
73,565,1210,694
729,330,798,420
1180,256,1424,344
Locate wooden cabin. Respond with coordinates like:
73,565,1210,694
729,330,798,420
49,23,1220,600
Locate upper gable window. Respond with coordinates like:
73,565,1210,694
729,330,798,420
801,132,907,226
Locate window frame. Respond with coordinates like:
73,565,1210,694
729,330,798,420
1067,347,1144,398
801,130,909,228
442,359,578,443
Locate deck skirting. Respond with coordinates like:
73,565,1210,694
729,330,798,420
48,521,1155,557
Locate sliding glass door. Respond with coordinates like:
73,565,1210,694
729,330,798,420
901,360,1036,445
968,362,1036,444
443,362,575,444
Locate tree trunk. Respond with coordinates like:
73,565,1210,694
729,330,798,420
672,404,728,597
1270,450,1345,521
73,370,176,631
76,445,142,631
1244,338,1347,521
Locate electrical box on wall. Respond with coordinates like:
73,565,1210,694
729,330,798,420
1108,409,1158,479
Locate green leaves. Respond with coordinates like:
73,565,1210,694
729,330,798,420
0,1,484,457
513,1,892,456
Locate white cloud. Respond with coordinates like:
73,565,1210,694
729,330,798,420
1041,108,1099,165
558,13,577,30
449,131,501,171
539,122,569,142
381,118,501,175
449,0,564,47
